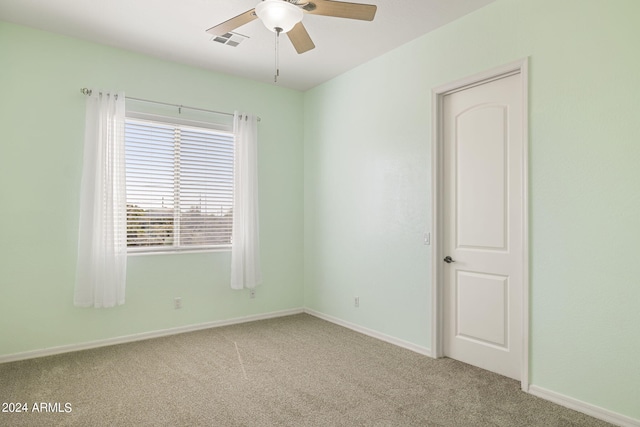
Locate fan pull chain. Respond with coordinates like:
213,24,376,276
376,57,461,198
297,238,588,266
274,27,282,83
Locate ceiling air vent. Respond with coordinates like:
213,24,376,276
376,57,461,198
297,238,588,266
211,32,248,47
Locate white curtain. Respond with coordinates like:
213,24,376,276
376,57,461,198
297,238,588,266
74,90,127,307
231,112,262,290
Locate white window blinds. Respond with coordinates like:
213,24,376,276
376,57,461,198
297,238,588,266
125,117,234,252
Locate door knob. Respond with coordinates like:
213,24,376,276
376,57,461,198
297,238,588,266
443,256,455,263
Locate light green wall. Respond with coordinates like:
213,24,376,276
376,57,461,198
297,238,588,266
0,21,304,355
304,0,640,420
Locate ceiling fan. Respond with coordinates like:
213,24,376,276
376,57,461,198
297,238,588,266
206,0,377,54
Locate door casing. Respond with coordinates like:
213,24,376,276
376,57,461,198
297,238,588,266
430,58,530,391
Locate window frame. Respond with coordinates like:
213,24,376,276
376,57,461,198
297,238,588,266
124,111,235,255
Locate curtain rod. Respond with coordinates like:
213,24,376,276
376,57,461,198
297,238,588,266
80,88,260,121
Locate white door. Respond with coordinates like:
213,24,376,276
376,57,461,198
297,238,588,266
442,72,524,380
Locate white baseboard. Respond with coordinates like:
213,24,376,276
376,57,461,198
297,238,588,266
528,385,640,427
304,308,432,357
5,308,637,427
0,308,304,364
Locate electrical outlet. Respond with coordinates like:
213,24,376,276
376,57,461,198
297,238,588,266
354,296,360,308
174,297,182,309
249,289,256,299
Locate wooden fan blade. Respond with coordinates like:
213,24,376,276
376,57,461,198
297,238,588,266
287,22,315,54
305,0,377,21
206,9,257,36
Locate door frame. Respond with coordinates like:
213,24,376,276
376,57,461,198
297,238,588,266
430,58,530,390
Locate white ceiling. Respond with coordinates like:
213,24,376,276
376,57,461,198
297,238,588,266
0,0,496,91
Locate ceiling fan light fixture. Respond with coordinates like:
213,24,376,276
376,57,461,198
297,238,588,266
255,0,303,33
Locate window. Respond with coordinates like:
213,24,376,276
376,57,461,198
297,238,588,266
125,115,234,253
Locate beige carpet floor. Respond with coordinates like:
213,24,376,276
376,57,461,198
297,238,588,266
0,313,613,426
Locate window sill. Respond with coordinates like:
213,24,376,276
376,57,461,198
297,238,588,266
127,246,231,257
